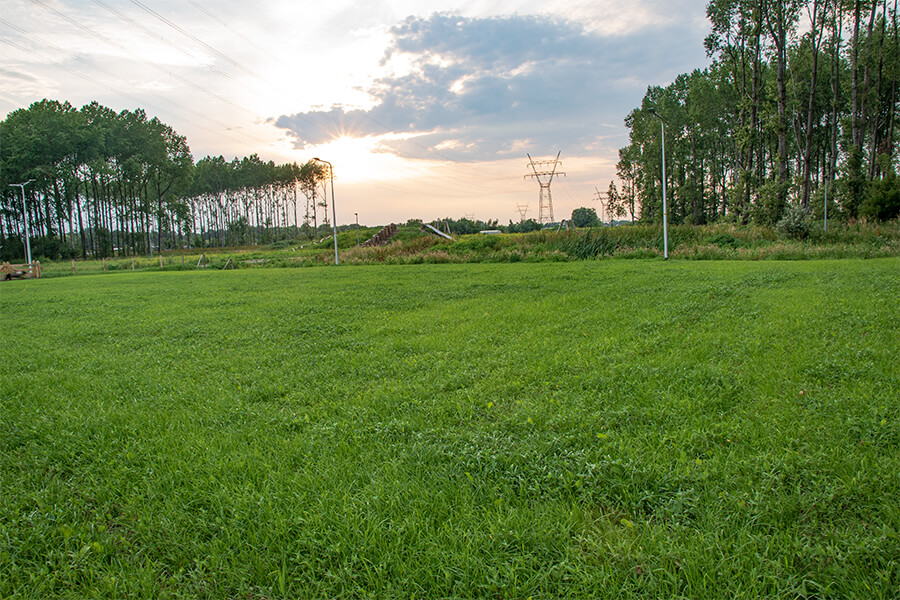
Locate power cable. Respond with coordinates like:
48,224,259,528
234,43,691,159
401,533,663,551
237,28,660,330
29,0,253,118
185,0,283,65
128,0,239,69
0,22,273,150
90,0,237,83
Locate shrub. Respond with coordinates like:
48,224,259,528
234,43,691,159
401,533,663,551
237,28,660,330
776,203,813,240
508,219,541,233
860,171,900,221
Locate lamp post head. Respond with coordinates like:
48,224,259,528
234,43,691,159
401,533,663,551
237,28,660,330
647,108,664,122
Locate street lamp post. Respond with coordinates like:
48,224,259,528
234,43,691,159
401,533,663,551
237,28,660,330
313,158,339,265
9,179,34,265
648,109,669,260
354,212,359,246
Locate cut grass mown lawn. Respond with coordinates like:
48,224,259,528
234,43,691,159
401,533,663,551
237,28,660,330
1,259,898,598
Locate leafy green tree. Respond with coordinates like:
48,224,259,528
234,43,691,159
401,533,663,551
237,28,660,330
615,0,900,225
571,207,599,227
861,167,900,219
508,219,540,233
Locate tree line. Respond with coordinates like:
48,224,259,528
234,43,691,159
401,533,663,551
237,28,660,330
0,99,333,260
607,0,900,226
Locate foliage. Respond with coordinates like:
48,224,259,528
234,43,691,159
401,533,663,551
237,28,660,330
0,236,24,261
617,1,900,225
0,101,324,260
776,203,814,239
861,169,900,221
507,218,541,233
571,207,599,228
703,231,743,248
434,217,502,235
19,221,900,277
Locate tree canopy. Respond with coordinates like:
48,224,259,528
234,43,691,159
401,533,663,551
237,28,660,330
611,0,900,226
0,100,330,260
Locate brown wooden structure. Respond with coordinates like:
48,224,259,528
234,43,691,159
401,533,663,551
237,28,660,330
362,223,398,247
1,261,41,280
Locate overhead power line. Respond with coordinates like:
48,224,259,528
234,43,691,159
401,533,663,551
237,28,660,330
0,21,273,151
185,0,283,64
29,0,252,117
128,0,238,68
91,0,237,83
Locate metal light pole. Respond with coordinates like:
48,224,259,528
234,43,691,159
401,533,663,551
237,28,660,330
354,212,359,246
648,109,669,259
313,158,338,265
9,179,34,264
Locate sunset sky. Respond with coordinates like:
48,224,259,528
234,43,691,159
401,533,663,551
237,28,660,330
1,0,710,225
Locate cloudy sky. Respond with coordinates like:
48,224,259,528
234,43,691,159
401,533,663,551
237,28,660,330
1,0,710,225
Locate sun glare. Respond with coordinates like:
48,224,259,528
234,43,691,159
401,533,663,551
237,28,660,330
303,135,435,185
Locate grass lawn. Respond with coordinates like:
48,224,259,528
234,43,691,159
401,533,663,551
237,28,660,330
1,259,898,598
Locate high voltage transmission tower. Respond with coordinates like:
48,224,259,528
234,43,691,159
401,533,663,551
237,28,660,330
594,186,606,223
516,203,530,221
524,152,565,225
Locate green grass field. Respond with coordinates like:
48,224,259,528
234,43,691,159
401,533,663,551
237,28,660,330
1,260,898,598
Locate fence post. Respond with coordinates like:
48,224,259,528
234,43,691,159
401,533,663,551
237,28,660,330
132,257,135,272
72,259,75,275
103,257,107,272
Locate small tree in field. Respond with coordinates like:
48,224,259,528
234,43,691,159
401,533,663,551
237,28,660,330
571,207,599,228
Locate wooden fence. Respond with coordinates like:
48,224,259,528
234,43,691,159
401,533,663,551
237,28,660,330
1,261,41,280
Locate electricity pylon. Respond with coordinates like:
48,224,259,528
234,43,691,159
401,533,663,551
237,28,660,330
524,152,565,225
594,186,605,223
516,203,529,221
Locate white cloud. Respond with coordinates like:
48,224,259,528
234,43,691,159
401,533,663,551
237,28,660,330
275,12,709,161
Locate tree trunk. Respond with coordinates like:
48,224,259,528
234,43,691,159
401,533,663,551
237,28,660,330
852,1,863,149
802,0,824,208
829,2,843,184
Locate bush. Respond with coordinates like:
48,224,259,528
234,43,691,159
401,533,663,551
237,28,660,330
32,235,78,260
704,232,743,249
860,172,900,221
0,236,24,261
776,203,813,240
508,219,541,233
